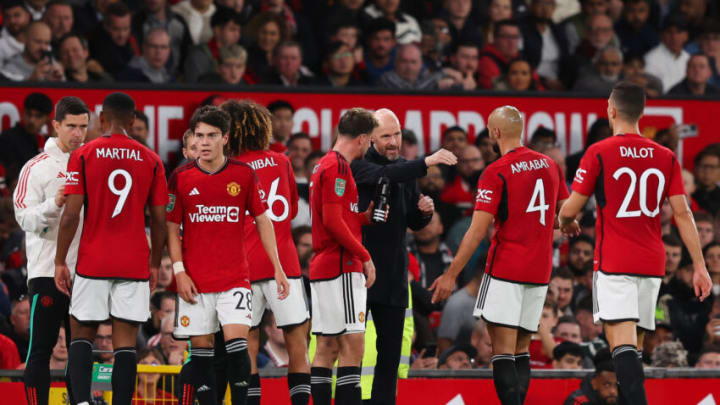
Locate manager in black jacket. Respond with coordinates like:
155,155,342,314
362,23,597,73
351,108,456,405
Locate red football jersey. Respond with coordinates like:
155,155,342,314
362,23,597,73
236,150,301,281
65,134,168,280
474,147,569,284
309,151,364,280
166,159,268,292
572,134,684,277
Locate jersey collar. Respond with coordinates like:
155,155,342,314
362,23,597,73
194,157,229,175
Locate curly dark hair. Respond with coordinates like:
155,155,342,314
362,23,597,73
221,99,273,155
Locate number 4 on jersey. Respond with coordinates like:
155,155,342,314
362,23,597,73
526,178,550,226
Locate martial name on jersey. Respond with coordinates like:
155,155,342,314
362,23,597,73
95,147,144,161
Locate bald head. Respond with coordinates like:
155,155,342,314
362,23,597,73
372,108,402,160
24,21,52,64
488,105,523,141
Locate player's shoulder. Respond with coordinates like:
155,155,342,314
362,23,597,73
228,157,257,176
170,160,196,178
268,150,292,166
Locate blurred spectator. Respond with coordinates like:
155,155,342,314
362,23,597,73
442,0,484,46
678,0,709,41
144,291,177,346
198,44,249,85
401,129,419,161
441,126,469,159
437,257,486,353
437,344,475,370
645,15,691,93
409,211,453,289
0,1,31,65
621,53,663,97
652,340,689,367
134,347,175,404
158,313,186,365
318,41,366,87
705,242,720,291
259,0,317,68
132,0,192,76
575,296,603,343
171,0,215,46
662,234,684,288
543,146,567,177
482,0,513,45
267,100,294,153
0,92,52,180
692,145,720,216
521,0,570,91
615,0,659,58
470,319,492,368
129,109,150,145
70,0,108,36
568,235,594,278
478,19,521,89
363,0,421,44
573,45,623,93
531,299,561,368
695,212,715,248
575,14,619,70
184,7,242,83
669,53,719,95
698,22,720,87
549,268,574,315
441,145,483,212
448,41,479,90
563,0,609,53
409,346,438,370
1,21,64,82
245,12,286,80
262,41,314,86
529,126,557,151
328,19,364,67
563,359,618,405
49,326,67,370
259,311,288,368
59,33,112,83
42,0,74,48
0,332,21,369
117,27,174,83
554,316,582,343
705,298,720,347
418,165,462,232
695,346,720,368
552,341,584,369
286,133,312,184
94,320,113,364
181,128,199,161
681,168,700,211
474,129,500,165
364,17,397,82
419,18,452,70
380,43,460,90
25,0,48,20
493,57,544,91
89,2,139,78
7,297,30,360
157,254,172,289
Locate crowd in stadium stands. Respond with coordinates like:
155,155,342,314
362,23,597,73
0,89,719,379
0,0,719,383
0,0,716,94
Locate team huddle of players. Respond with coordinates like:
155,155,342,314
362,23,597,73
16,81,713,405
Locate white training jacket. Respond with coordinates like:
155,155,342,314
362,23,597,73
13,137,82,281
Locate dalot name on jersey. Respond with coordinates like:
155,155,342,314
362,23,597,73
247,156,278,171
189,204,240,223
96,147,144,161
619,146,655,159
510,158,550,174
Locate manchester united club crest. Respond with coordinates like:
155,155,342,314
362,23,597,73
180,315,190,327
227,182,241,196
358,311,365,323
40,296,54,307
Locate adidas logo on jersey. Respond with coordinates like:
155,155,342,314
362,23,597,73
189,187,200,196
234,381,249,387
56,172,66,179
197,385,211,392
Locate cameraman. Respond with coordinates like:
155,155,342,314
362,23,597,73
351,108,456,405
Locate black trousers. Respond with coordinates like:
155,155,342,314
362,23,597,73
23,277,72,404
366,303,405,405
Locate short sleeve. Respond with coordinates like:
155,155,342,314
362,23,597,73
64,150,85,195
166,170,183,224
149,160,169,207
557,163,570,201
247,169,269,217
320,162,348,205
474,168,503,215
666,155,685,197
571,148,601,196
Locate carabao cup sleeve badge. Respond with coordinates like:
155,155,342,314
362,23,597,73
335,178,346,196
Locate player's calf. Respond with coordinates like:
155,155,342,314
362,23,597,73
612,344,647,405
491,354,522,405
284,323,311,405
225,336,251,405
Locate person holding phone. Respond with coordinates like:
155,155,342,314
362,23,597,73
1,21,64,82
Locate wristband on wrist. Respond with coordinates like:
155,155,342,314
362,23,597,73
172,261,185,275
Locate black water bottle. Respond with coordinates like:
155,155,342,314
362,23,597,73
373,177,390,223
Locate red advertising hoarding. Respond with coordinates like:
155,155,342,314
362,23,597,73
1,87,717,169
2,376,719,404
